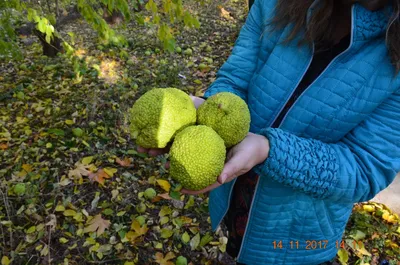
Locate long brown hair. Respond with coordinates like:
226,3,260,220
269,0,400,72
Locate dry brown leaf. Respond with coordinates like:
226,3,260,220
0,143,8,150
116,157,132,167
218,6,233,20
155,252,175,265
88,169,111,186
83,214,111,236
68,162,91,179
152,193,171,202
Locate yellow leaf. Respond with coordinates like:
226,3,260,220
1,256,10,265
355,242,371,256
156,179,171,192
159,206,172,217
104,167,117,177
64,209,77,216
65,119,74,125
82,156,94,165
55,205,65,212
59,237,69,243
337,248,349,265
362,205,375,212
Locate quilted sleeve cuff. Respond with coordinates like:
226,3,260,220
203,85,248,102
254,128,339,199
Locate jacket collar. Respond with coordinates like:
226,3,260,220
307,1,392,43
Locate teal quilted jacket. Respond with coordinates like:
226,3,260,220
203,0,400,264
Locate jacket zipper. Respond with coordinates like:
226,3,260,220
236,4,356,262
276,6,355,128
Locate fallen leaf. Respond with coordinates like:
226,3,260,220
104,167,117,177
155,252,175,265
190,233,200,250
116,157,132,167
337,248,349,265
1,256,11,265
218,6,234,20
88,169,111,186
126,219,148,243
68,162,91,179
152,193,171,202
0,143,8,150
83,214,111,236
82,156,94,165
160,228,173,238
156,179,171,192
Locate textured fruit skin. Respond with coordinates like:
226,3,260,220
197,92,250,147
169,125,226,191
129,88,196,148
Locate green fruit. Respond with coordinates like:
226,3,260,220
198,63,207,70
14,183,26,196
19,64,28,71
127,59,135,65
197,92,250,147
72,128,84,137
175,47,182,53
145,50,151,56
136,215,146,226
129,88,196,148
183,48,193,56
169,125,226,191
89,121,96,127
205,45,212,52
176,256,188,265
144,188,157,200
136,202,147,213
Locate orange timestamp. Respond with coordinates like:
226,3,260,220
272,240,363,250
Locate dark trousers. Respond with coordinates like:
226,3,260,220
236,261,335,265
248,0,255,9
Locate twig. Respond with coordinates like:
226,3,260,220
48,226,52,265
56,0,59,17
46,0,51,13
0,187,13,250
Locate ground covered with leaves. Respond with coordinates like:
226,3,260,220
0,0,399,264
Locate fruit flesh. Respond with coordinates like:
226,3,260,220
129,88,196,148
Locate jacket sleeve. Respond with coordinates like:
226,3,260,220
203,0,269,101
253,89,400,203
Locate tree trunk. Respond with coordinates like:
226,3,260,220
102,5,124,25
56,0,59,17
33,29,62,57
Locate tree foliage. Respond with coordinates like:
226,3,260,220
0,0,202,60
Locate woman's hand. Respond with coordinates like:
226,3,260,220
181,132,270,195
137,95,205,157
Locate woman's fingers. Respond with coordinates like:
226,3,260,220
180,181,221,195
137,146,149,153
137,143,171,157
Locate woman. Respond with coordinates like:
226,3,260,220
139,0,400,264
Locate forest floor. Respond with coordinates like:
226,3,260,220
0,0,399,264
